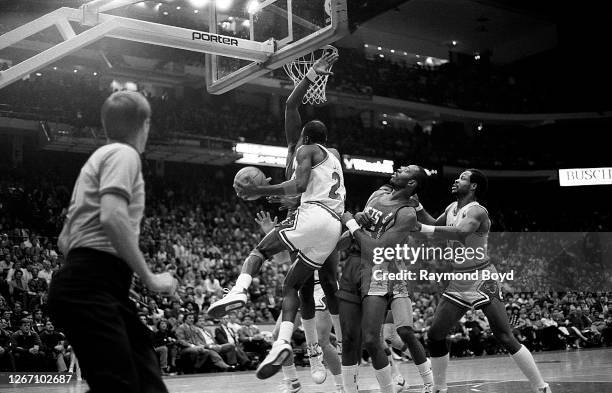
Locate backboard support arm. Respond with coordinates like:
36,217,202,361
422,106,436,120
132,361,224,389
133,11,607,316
0,4,275,90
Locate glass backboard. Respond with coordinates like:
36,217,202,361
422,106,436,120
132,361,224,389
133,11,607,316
206,0,347,94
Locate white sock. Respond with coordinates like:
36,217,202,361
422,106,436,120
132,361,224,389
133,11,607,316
302,317,318,346
511,345,547,389
342,364,359,393
282,364,298,381
234,273,252,292
278,321,294,343
416,358,433,385
331,313,342,341
388,355,401,378
431,354,449,390
333,372,343,389
374,364,394,393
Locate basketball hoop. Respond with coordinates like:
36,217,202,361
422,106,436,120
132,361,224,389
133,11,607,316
283,45,338,105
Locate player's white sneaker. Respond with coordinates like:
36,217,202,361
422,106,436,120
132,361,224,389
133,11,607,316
537,384,552,393
256,340,292,380
393,374,406,392
207,288,247,318
421,382,434,393
306,343,327,384
280,378,302,393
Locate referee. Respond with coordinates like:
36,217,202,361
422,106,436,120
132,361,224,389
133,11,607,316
48,91,176,393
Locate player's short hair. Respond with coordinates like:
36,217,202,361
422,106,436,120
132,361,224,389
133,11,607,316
467,168,488,198
302,120,327,144
101,91,151,141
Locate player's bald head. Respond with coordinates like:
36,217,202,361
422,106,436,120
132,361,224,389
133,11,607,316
410,165,429,194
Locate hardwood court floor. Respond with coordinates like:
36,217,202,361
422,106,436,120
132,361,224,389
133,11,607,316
1,348,611,392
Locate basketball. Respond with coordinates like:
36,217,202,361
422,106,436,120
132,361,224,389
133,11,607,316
234,166,267,200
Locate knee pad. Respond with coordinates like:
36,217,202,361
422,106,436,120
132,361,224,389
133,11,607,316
427,338,449,357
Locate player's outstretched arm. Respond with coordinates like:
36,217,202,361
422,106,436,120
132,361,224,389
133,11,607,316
345,207,416,251
285,52,339,153
235,145,314,197
415,206,485,242
417,207,446,226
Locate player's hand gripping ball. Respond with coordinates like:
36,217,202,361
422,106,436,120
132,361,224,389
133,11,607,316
234,166,270,200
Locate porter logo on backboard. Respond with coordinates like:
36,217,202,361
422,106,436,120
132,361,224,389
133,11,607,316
192,31,239,46
559,167,612,186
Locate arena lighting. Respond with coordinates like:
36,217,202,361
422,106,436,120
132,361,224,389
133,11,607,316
194,9,199,13
377,46,382,50
216,0,233,11
93,71,98,76
364,44,368,48
451,40,457,46
176,6,181,9
52,66,57,70
163,10,168,15
559,167,612,187
35,72,42,76
234,143,287,167
247,0,260,14
189,0,209,7
343,155,394,175
390,49,395,53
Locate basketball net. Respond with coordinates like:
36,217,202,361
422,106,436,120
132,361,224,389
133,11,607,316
283,45,338,105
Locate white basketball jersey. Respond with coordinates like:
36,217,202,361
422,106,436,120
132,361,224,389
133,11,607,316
445,201,489,270
292,144,345,214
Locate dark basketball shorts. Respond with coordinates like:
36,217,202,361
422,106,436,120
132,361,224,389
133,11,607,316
337,253,362,304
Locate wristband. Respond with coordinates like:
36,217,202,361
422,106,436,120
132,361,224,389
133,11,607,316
345,219,361,235
420,224,435,233
415,203,424,212
305,67,318,83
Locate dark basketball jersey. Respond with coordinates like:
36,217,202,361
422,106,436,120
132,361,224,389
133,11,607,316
359,188,414,298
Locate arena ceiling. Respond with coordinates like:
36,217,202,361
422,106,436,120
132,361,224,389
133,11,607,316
349,0,558,64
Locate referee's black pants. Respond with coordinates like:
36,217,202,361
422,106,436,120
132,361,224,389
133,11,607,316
48,248,168,393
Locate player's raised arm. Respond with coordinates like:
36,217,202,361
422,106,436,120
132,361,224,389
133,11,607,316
285,52,338,154
235,144,315,198
343,206,416,251
415,205,486,242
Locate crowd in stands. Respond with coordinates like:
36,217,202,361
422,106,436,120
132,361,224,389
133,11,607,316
1,168,612,376
1,74,608,173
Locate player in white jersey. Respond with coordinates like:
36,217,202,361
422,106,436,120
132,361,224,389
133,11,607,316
257,211,344,392
414,169,551,393
207,51,341,320
236,129,345,380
